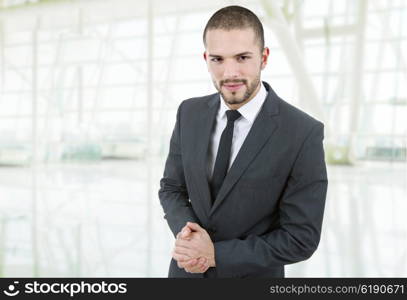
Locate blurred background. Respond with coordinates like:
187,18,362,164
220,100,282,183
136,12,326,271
0,0,406,277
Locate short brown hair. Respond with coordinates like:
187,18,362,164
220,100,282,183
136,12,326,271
203,5,265,51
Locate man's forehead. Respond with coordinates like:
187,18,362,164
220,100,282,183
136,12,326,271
205,28,258,54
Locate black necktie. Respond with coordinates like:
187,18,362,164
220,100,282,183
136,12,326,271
210,109,241,203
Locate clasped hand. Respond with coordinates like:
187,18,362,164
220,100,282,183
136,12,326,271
172,222,215,274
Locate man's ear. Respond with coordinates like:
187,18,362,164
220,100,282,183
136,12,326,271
261,47,270,70
203,51,211,72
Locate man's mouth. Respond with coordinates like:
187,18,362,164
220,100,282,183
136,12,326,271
223,83,245,92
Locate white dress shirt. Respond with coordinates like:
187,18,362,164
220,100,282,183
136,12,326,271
208,82,268,179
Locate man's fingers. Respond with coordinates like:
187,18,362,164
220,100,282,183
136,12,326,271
175,238,195,248
185,262,209,273
172,246,190,257
178,257,207,272
186,222,202,232
173,244,199,258
199,256,207,264
182,256,210,273
181,226,192,238
173,245,199,261
172,251,191,262
176,226,192,241
173,245,193,256
178,258,197,269
183,258,199,268
198,257,209,270
198,257,207,268
172,247,193,262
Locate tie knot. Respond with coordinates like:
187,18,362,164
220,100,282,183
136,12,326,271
226,110,241,123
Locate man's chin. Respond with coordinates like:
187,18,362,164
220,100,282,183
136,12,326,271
221,90,246,104
224,98,246,105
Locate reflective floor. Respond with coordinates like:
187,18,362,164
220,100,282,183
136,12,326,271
0,160,406,277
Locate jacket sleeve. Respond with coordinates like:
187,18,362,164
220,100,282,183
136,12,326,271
158,101,200,238
213,122,328,277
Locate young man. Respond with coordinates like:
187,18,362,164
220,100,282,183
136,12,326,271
158,5,328,278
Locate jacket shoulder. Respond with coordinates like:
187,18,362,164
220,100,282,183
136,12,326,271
277,97,324,131
179,92,218,111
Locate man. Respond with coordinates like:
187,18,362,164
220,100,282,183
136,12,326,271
158,5,328,278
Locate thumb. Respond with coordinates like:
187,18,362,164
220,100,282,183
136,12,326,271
186,222,203,232
181,226,192,238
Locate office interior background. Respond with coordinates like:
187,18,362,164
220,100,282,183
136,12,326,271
0,0,406,277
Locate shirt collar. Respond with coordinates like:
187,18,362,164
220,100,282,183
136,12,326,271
219,82,267,124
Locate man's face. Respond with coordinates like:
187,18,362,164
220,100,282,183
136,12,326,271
204,28,269,108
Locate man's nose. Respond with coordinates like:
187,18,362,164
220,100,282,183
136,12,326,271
222,60,240,78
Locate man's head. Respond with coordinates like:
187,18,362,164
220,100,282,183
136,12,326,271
203,6,269,109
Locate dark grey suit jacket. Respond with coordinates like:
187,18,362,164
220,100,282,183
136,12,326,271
158,81,328,278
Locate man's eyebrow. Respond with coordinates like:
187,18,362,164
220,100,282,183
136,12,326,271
208,52,253,58
235,51,253,56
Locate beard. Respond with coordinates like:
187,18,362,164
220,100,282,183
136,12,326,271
213,74,261,105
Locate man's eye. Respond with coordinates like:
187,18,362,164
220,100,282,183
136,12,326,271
211,58,222,62
238,56,250,61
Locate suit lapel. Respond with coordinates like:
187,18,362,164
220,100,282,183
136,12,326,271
209,83,280,216
193,94,219,216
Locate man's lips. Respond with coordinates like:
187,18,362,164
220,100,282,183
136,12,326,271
223,83,245,92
